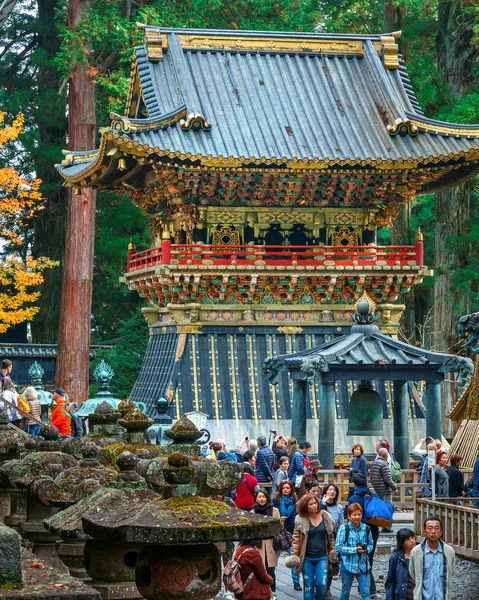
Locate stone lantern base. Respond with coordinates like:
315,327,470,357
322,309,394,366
136,543,220,600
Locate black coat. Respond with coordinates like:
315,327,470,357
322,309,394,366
446,464,464,497
385,551,410,600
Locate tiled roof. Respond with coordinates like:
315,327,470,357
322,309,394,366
57,27,479,190
0,0,18,28
264,323,474,382
0,344,110,358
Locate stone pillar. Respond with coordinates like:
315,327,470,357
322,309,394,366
0,526,23,587
318,380,336,469
291,379,307,444
425,381,442,441
393,380,409,468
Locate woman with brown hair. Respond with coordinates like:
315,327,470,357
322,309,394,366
232,538,273,600
285,494,337,600
286,437,299,458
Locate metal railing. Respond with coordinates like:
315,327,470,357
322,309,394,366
414,498,479,559
127,243,421,272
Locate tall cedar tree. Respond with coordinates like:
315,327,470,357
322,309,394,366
433,0,479,431
54,0,96,400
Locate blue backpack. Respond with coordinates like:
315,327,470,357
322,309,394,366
363,493,394,528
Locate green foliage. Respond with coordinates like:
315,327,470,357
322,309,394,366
92,192,150,342
53,0,321,123
93,309,149,399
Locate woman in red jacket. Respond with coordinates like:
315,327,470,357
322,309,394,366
233,539,274,600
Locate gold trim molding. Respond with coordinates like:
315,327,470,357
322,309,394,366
177,34,363,55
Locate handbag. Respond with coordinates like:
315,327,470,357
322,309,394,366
273,529,293,552
364,493,394,528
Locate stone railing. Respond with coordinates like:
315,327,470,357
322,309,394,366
414,498,479,559
127,243,423,272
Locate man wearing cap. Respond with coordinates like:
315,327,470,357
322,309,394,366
50,388,72,435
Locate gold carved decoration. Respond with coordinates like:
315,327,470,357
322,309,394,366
330,227,359,246
144,27,164,62
377,33,400,69
175,333,188,360
211,225,241,246
177,34,363,55
177,325,203,334
387,118,419,137
277,326,303,334
180,112,212,131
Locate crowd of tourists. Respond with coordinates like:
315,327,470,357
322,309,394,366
209,434,477,600
0,359,85,436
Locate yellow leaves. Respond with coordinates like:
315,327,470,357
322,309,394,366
0,113,57,332
0,112,24,146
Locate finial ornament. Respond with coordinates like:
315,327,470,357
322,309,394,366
28,361,45,386
93,360,115,392
351,293,380,325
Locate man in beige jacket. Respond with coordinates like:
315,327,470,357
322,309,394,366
409,516,455,600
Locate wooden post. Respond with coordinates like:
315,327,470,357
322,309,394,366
318,379,336,469
414,228,424,266
291,379,307,444
55,0,96,401
393,380,409,468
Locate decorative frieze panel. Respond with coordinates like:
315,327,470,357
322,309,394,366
134,168,421,224
128,272,422,308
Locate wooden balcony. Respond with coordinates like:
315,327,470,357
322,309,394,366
127,242,424,273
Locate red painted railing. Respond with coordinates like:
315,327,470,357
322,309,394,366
127,241,423,272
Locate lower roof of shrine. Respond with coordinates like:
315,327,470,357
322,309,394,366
56,27,479,193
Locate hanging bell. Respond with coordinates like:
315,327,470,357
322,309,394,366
347,381,384,436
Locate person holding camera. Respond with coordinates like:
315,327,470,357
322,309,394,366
336,503,373,600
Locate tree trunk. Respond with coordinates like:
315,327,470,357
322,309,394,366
383,1,408,62
55,0,96,400
31,0,68,343
433,184,471,437
391,199,415,343
434,0,477,436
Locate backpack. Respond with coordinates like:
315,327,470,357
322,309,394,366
390,459,402,483
223,548,255,594
364,494,394,528
338,524,371,570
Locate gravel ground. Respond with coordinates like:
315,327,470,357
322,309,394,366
369,552,479,600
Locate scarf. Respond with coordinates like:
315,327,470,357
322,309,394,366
254,501,273,516
279,494,296,517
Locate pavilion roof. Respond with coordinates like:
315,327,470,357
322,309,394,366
0,0,18,29
57,27,479,191
264,300,474,383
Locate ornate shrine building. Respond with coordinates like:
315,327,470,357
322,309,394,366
57,27,479,449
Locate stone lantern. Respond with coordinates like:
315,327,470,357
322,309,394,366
77,414,280,600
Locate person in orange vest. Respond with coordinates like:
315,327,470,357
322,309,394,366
50,388,72,435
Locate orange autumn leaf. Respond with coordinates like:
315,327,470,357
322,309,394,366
0,113,57,333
